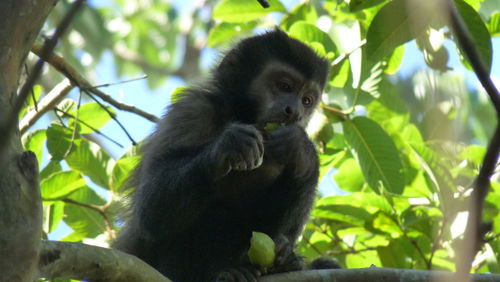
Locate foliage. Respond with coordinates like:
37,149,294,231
23,0,499,278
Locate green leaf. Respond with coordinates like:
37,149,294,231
63,186,106,239
40,160,62,180
213,0,286,23
19,85,42,119
313,204,372,225
384,44,405,74
454,0,493,73
488,12,500,36
207,22,257,47
317,192,393,214
377,239,415,268
44,201,65,233
281,3,318,30
41,171,86,199
343,117,404,194
349,0,387,12
170,86,189,104
329,59,350,88
288,22,337,55
460,145,486,165
69,102,115,134
46,123,74,161
365,0,436,62
111,155,140,192
334,158,365,192
22,129,46,166
66,140,114,189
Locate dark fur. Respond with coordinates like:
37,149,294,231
113,30,329,281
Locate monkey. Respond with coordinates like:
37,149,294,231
112,29,330,282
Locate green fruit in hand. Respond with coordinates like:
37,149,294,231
264,122,285,131
248,232,276,267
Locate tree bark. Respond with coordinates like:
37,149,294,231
0,0,58,280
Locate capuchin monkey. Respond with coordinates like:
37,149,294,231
113,29,331,281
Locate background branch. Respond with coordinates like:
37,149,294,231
19,79,74,135
31,44,160,123
442,0,500,277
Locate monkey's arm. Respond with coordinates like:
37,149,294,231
134,92,263,233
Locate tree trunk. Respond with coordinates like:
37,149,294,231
0,0,58,280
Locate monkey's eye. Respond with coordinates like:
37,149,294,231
302,96,313,106
276,80,293,93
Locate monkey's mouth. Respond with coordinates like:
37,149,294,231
262,121,287,131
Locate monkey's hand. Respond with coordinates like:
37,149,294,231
212,123,264,179
264,125,317,175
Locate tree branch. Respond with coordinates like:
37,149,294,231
19,79,74,135
0,0,85,157
30,43,160,123
39,240,171,281
441,0,500,278
61,198,115,240
259,268,500,282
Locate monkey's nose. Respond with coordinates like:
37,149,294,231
284,105,299,122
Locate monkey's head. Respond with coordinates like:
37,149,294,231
214,29,329,127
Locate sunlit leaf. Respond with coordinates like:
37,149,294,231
488,12,500,36
66,140,114,189
281,3,318,30
208,22,257,47
366,0,436,62
384,44,405,74
111,155,140,192
40,160,62,180
46,123,74,161
288,21,337,56
41,171,86,199
343,117,405,194
22,129,46,166
213,0,286,23
454,0,493,73
68,102,115,134
63,186,107,240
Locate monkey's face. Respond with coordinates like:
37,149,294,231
249,61,323,128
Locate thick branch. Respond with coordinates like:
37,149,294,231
442,0,500,277
0,0,59,280
0,0,85,157
31,44,160,123
40,240,171,281
260,268,500,282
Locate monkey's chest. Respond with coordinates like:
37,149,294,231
214,160,284,201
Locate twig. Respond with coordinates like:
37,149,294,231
443,0,500,278
331,39,367,68
63,89,83,159
54,108,124,148
81,89,137,145
257,0,270,8
320,104,347,120
30,44,160,123
19,79,74,134
24,63,39,111
90,75,148,88
61,198,115,240
0,0,86,156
